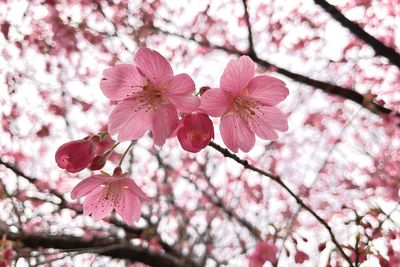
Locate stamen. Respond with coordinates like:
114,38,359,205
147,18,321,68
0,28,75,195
233,96,261,121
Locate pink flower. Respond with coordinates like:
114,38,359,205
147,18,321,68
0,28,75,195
174,113,214,153
101,47,200,146
294,250,309,264
71,173,150,224
55,138,96,173
199,56,289,152
248,241,278,267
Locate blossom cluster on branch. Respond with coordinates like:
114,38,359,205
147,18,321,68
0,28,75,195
55,47,288,227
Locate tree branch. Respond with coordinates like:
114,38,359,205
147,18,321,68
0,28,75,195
314,0,400,69
154,27,398,120
208,141,354,266
0,227,191,267
241,0,256,57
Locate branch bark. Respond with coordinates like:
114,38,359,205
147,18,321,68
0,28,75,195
208,141,354,267
0,227,191,267
154,27,398,120
241,0,256,57
314,0,400,69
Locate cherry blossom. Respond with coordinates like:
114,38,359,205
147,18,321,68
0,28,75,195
174,113,214,153
55,138,97,173
71,172,150,224
101,48,200,145
199,56,288,152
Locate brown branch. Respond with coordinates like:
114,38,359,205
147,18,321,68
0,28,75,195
0,158,145,236
0,227,191,267
314,0,400,69
182,175,261,241
208,141,354,266
242,0,256,57
153,149,261,241
154,27,398,120
0,158,66,206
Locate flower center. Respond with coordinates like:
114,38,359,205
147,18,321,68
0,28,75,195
232,96,261,121
133,82,164,112
101,183,120,203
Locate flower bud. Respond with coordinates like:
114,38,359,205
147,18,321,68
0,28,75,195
176,113,214,153
89,155,107,170
55,139,96,173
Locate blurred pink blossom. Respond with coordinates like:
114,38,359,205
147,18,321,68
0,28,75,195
247,241,278,267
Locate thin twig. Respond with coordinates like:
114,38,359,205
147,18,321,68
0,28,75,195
208,141,354,266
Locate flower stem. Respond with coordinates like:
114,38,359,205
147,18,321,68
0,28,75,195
118,141,134,167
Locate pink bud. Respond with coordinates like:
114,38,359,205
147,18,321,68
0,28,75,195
176,113,214,153
89,155,106,170
55,139,95,173
113,167,122,176
94,133,115,155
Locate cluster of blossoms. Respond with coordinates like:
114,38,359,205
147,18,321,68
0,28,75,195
55,48,288,227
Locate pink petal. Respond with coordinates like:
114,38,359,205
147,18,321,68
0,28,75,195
71,175,105,199
220,56,255,93
151,104,178,146
100,64,145,101
249,106,288,140
90,196,115,220
134,47,173,87
247,75,289,106
168,95,200,113
82,187,103,215
86,184,122,220
166,73,196,94
118,178,151,201
219,114,255,153
108,97,152,141
254,106,288,131
116,189,142,223
165,74,200,113
198,89,230,117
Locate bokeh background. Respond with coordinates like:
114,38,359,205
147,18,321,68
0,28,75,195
0,0,399,266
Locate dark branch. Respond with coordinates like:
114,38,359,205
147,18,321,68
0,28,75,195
314,0,400,69
0,228,191,267
208,141,354,267
154,27,398,120
241,0,256,57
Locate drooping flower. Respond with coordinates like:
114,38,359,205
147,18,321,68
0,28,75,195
100,47,200,145
247,241,278,267
174,112,214,153
71,172,150,224
199,56,289,152
55,138,96,173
